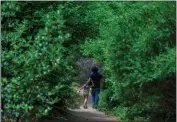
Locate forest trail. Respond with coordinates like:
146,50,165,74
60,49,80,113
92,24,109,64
65,90,118,121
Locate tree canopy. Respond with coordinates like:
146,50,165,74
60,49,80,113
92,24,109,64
1,1,176,122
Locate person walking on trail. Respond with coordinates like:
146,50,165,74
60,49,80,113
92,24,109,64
78,80,94,109
80,66,104,109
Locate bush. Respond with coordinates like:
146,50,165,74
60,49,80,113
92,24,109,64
82,2,176,121
1,2,78,121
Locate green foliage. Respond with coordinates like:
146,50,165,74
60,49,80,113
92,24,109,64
1,1,176,122
1,1,78,121
82,1,176,121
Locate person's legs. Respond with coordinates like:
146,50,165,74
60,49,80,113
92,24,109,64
91,88,96,107
83,93,86,108
95,88,100,105
83,94,85,108
84,94,88,108
91,88,101,108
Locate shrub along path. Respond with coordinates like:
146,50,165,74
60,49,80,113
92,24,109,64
65,90,118,121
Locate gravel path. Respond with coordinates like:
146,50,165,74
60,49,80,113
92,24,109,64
66,91,118,121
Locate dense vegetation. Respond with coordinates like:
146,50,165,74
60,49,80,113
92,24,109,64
1,1,176,122
81,2,176,121
1,2,79,121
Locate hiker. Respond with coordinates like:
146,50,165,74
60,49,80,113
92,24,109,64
78,80,94,109
81,66,104,109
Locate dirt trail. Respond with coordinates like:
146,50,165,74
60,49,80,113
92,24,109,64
66,91,118,121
